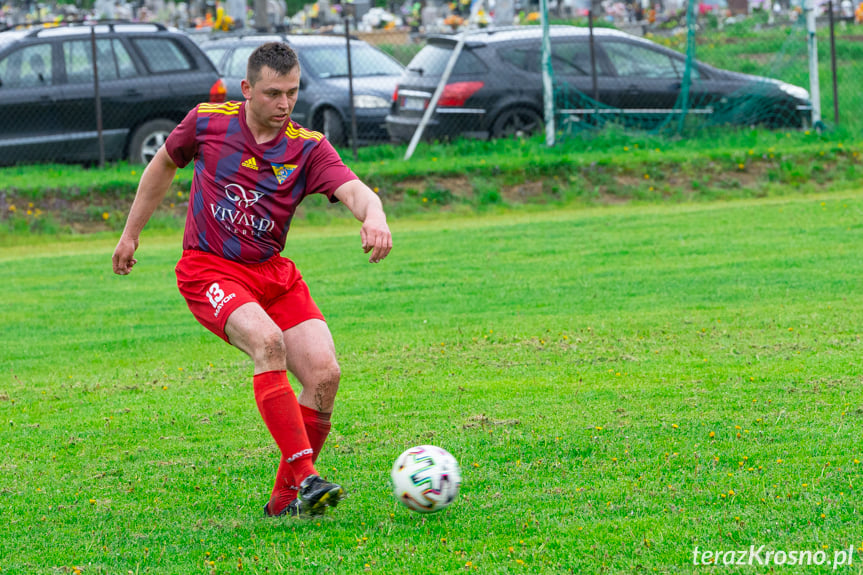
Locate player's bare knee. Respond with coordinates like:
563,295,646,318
256,329,287,366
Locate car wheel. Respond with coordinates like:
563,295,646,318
128,119,177,164
491,107,542,139
322,108,347,147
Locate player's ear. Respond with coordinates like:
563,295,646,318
241,79,252,100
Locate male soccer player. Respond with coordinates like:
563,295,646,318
112,42,392,518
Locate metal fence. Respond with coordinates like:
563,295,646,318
384,4,863,151
0,4,861,167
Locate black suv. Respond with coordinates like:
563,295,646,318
386,26,811,142
0,22,226,165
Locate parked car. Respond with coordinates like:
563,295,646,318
385,26,811,142
0,21,226,165
199,33,405,147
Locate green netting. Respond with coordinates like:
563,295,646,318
553,0,816,138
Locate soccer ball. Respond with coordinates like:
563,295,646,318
391,445,461,513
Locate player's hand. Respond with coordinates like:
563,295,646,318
112,235,139,275
361,216,392,263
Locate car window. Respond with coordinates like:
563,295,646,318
499,41,600,76
498,47,534,72
407,44,486,76
131,37,193,73
552,41,597,76
113,39,137,78
63,38,127,83
226,45,256,78
0,42,52,88
300,44,403,78
603,41,679,79
203,46,229,73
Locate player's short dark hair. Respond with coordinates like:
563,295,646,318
247,42,299,85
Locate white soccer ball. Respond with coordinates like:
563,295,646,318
391,445,461,513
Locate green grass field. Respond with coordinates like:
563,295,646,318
3,192,863,573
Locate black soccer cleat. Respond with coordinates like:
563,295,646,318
296,475,346,516
263,498,300,518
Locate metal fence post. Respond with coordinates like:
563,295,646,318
344,5,359,161
539,0,555,147
805,0,822,127
90,27,105,168
404,31,468,161
828,0,840,126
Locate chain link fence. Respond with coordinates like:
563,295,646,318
387,3,863,150
0,5,861,166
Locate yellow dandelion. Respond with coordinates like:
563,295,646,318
102,212,110,220
709,431,715,438
643,173,650,179
8,204,16,212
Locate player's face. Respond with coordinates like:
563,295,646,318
242,65,301,133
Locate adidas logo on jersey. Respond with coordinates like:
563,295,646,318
241,157,259,170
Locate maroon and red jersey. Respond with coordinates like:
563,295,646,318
165,101,358,264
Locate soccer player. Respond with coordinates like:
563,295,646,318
111,42,392,518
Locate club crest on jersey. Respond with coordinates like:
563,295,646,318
241,157,258,170
272,163,296,185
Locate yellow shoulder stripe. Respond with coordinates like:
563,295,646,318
285,123,323,142
198,102,241,116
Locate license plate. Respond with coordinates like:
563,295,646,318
403,97,426,111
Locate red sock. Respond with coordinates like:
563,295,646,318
300,404,332,463
253,371,317,515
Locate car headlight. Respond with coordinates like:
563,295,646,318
772,80,810,103
353,94,390,109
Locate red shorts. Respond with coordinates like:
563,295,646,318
175,250,325,343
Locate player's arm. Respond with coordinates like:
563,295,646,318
112,146,179,275
333,179,392,264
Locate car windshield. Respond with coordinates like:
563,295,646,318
300,44,403,78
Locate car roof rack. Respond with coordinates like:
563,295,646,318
20,20,168,38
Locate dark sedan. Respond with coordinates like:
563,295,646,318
200,34,405,147
386,26,811,142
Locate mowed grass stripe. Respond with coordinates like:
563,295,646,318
1,193,862,573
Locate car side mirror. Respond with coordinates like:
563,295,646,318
299,76,307,90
